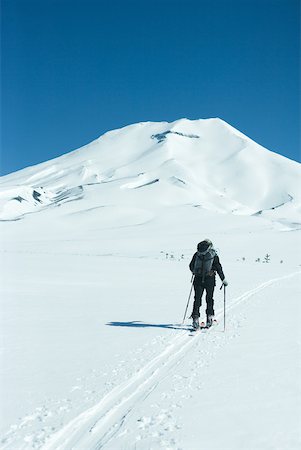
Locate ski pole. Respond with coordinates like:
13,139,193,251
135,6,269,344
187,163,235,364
220,283,226,332
182,274,195,324
223,285,226,332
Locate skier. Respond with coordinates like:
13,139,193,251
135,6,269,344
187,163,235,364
189,239,228,329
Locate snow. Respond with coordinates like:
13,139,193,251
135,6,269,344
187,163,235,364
0,118,300,223
0,118,301,450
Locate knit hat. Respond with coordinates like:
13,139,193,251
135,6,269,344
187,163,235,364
197,239,212,253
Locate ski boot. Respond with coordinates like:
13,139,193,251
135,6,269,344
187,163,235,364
206,315,214,328
192,317,200,330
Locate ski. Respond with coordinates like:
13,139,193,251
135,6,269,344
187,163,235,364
189,319,218,335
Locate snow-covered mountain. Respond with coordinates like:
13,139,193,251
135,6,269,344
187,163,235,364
1,118,301,450
1,118,300,228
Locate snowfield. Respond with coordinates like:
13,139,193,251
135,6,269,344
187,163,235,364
0,118,300,450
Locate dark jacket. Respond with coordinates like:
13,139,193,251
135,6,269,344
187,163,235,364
189,252,225,282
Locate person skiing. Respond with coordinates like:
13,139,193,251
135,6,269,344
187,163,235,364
189,239,228,329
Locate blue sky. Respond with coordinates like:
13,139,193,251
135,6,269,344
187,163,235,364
1,0,300,175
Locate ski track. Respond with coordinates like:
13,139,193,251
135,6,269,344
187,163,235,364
36,270,300,450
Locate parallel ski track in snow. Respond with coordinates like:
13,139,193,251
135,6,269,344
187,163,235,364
41,271,300,450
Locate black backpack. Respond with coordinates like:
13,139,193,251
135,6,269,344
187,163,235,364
193,248,216,281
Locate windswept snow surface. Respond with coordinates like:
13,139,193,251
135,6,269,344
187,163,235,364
0,118,301,450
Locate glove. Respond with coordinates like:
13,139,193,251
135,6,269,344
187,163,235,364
222,279,228,286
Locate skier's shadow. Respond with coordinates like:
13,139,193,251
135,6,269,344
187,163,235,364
106,321,186,330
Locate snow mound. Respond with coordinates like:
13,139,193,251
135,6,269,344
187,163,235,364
0,118,300,226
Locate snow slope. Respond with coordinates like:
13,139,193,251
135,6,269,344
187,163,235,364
0,118,301,450
0,118,300,226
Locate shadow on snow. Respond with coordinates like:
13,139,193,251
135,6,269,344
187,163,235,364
106,321,187,330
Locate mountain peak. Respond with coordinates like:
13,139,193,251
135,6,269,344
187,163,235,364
0,118,300,227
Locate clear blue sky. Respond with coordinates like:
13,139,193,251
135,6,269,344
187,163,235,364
1,0,300,175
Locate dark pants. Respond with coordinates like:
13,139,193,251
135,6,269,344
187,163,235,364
191,275,215,318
